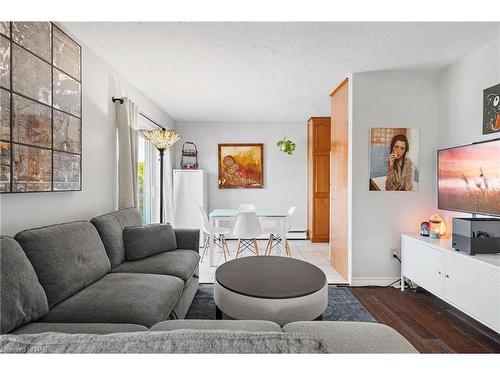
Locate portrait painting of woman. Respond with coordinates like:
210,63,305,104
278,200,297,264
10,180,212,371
369,128,420,192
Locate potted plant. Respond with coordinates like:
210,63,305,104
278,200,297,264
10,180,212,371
276,138,296,156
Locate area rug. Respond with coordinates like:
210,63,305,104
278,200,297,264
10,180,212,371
186,284,376,322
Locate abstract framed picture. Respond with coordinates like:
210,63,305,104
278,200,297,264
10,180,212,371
369,127,420,191
218,143,264,189
483,83,500,135
1,22,82,193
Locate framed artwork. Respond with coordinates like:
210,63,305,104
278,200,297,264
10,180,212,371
0,22,81,193
369,128,420,192
218,143,264,189
483,83,500,135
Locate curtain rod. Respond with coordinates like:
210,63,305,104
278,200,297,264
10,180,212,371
112,96,166,130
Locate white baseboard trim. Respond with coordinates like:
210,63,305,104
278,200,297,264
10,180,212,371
350,277,400,287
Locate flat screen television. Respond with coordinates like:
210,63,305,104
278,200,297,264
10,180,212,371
438,138,500,216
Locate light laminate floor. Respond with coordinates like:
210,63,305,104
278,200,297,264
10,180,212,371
198,239,347,284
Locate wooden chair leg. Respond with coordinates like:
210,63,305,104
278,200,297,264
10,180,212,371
223,236,231,256
265,234,272,255
285,240,291,257
253,239,259,256
221,235,227,262
235,239,241,259
200,235,209,262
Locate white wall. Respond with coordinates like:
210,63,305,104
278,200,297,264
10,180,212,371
0,25,175,236
437,38,500,149
350,71,438,284
174,121,308,231
436,38,500,222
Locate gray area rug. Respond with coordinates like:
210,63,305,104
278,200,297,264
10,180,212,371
186,284,376,322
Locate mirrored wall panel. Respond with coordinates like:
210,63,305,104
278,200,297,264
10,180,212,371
12,143,52,192
54,110,81,153
12,94,52,148
1,22,82,193
53,26,80,80
0,141,10,192
0,35,10,89
0,22,10,37
53,151,80,191
0,89,10,141
12,22,51,62
53,69,81,117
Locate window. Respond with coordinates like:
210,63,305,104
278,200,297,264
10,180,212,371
137,117,158,224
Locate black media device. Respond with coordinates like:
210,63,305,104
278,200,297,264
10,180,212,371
452,217,500,255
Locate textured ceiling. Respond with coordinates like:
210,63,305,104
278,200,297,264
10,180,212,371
63,22,499,122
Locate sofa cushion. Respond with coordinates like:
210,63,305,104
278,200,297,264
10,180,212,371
0,236,49,334
150,320,282,332
110,249,200,282
90,208,142,267
12,322,148,335
0,331,326,353
40,273,184,328
15,221,111,308
123,223,177,261
173,229,200,252
282,321,418,353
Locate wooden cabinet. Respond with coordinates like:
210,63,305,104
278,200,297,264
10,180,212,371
307,117,331,243
401,234,500,333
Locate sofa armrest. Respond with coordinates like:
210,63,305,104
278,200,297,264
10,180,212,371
174,229,200,252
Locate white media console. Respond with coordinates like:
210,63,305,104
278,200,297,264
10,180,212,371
401,234,500,333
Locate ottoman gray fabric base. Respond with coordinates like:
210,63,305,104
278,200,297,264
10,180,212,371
214,279,328,326
0,331,326,353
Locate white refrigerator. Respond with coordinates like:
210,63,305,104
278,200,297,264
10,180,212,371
173,170,207,246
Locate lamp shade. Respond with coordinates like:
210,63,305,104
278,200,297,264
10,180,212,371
139,129,181,151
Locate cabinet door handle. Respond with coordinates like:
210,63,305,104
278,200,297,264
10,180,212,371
445,274,450,278
438,271,442,275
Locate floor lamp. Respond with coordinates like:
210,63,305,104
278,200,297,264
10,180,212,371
139,129,181,223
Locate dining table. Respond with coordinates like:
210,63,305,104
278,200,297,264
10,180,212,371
208,209,289,267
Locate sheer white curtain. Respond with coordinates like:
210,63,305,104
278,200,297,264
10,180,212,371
116,98,139,209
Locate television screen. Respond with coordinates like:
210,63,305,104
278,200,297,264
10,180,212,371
438,139,500,216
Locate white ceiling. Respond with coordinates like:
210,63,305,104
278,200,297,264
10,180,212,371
63,22,499,122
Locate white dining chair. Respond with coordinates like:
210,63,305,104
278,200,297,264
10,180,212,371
198,207,231,262
232,211,262,258
238,203,256,212
264,206,296,257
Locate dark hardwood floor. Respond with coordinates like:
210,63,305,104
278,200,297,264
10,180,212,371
348,286,500,353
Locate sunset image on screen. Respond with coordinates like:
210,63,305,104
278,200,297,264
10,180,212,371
438,140,500,215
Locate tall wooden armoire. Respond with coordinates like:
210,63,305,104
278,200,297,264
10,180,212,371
307,117,331,243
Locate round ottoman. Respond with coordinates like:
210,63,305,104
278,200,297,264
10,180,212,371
214,256,328,326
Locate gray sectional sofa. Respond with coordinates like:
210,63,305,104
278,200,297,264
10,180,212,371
0,320,417,353
0,207,417,353
1,208,200,335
